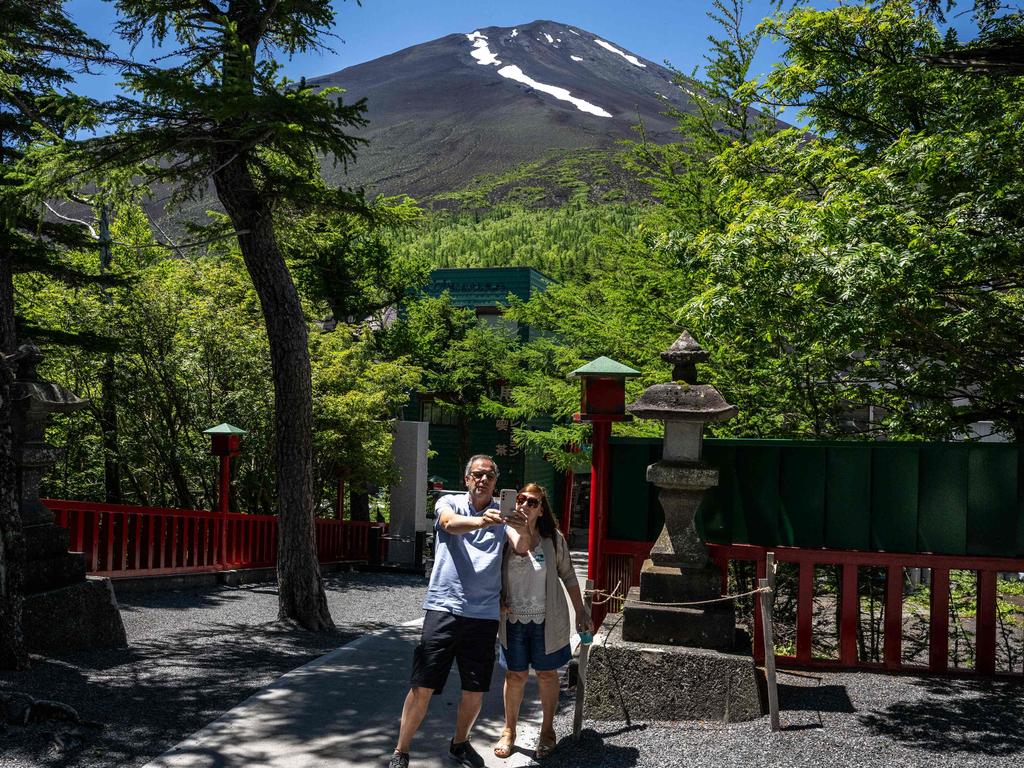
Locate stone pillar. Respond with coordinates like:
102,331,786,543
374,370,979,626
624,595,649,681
386,421,428,570
9,344,127,652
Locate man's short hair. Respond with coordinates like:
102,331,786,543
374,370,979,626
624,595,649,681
464,454,499,479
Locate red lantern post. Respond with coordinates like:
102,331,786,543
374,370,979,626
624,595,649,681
571,357,639,626
203,423,246,565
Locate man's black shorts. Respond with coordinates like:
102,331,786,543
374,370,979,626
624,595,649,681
411,609,499,694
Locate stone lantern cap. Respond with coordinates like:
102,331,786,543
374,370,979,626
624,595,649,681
626,332,736,423
9,344,88,414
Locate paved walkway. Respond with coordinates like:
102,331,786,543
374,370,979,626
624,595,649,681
144,558,590,768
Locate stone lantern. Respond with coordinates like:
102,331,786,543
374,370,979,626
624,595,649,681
621,331,738,649
584,333,761,723
9,344,127,652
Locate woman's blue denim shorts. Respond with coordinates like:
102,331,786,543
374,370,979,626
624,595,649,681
500,620,571,672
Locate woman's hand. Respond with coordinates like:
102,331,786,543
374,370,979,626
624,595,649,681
575,611,592,634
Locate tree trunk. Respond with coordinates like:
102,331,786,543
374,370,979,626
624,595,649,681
212,157,333,631
0,251,28,669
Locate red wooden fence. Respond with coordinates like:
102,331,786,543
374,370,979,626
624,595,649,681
603,538,1024,677
45,499,387,578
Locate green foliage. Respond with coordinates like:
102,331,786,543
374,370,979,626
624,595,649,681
679,1,1024,439
310,328,420,512
282,194,429,323
431,148,651,211
393,201,645,283
26,204,422,514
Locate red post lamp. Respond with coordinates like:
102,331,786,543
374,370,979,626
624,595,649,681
571,357,640,626
203,423,246,515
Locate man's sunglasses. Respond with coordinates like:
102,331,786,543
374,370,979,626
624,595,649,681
516,494,541,508
469,470,496,480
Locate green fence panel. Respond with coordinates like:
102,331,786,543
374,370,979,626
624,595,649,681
608,441,658,540
824,446,872,550
699,444,740,544
780,446,826,548
735,446,781,545
870,447,920,552
917,445,968,555
967,445,1018,557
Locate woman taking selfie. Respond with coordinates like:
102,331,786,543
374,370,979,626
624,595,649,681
495,483,591,760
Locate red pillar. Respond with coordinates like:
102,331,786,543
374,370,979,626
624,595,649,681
218,454,231,514
588,420,612,625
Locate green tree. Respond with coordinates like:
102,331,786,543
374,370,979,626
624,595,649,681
0,0,112,669
681,0,1024,439
378,293,522,470
77,0,370,629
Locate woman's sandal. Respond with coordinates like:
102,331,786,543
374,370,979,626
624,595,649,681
535,730,557,759
494,727,516,759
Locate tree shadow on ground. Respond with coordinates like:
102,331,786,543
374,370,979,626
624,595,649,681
778,683,855,713
0,621,356,768
858,677,1024,756
541,726,643,768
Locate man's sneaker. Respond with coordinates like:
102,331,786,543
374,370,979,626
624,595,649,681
388,750,409,768
449,739,484,768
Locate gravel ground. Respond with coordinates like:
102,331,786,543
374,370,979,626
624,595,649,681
0,569,429,768
546,668,1024,768
5,568,1024,768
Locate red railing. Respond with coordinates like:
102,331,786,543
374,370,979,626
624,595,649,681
604,538,1024,677
45,499,387,578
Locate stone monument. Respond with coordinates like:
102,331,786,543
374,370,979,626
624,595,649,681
584,332,762,722
386,420,429,572
9,344,127,653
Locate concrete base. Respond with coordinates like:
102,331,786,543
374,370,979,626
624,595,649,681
585,618,763,723
621,586,737,650
23,576,128,653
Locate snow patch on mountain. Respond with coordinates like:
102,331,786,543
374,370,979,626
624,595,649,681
496,65,612,118
544,33,554,43
571,55,583,62
594,39,646,68
466,31,501,66
464,30,612,118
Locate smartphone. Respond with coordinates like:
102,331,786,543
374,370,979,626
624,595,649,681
498,488,518,521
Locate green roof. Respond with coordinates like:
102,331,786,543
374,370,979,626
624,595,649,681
203,423,247,435
571,356,641,377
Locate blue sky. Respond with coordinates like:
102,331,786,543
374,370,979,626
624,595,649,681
67,0,803,102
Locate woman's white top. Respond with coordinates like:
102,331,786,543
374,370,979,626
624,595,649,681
505,540,547,623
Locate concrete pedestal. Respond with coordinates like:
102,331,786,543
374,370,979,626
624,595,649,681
585,618,764,723
22,577,128,653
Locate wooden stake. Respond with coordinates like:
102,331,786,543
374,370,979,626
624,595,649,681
760,553,780,731
573,578,594,741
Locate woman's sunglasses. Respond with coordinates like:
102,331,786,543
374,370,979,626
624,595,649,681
516,494,541,508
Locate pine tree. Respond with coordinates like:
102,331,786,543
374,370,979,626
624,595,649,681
77,0,369,629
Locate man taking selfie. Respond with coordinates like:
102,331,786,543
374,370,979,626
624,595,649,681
389,455,527,768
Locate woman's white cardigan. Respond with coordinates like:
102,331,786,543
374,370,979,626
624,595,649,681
498,531,579,655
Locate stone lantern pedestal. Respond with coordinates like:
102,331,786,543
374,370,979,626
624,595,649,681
584,333,762,722
10,345,127,653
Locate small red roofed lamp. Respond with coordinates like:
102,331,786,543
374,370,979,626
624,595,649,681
203,423,246,515
571,357,640,626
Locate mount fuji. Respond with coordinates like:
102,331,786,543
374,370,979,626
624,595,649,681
311,20,710,201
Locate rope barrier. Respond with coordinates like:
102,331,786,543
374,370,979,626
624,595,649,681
584,584,771,608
